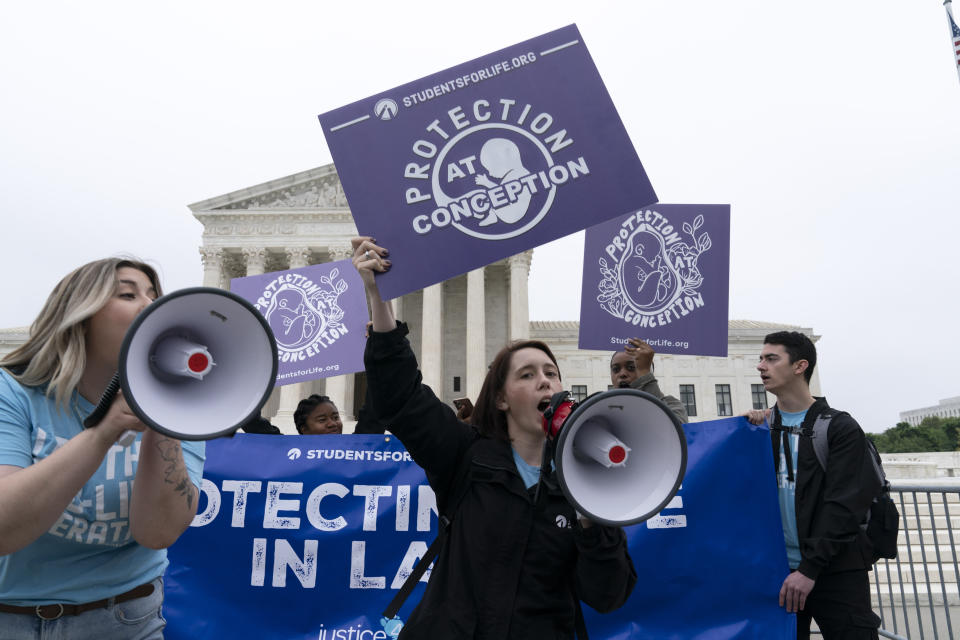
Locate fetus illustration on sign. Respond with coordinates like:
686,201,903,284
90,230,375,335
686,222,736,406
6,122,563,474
422,115,583,241
263,268,349,354
473,138,532,226
627,230,673,308
269,286,320,348
598,212,712,323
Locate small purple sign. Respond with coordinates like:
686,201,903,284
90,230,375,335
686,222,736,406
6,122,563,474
230,260,367,385
318,24,657,299
579,204,731,357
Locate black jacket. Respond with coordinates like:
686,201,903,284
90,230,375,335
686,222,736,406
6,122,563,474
365,324,636,640
770,398,880,580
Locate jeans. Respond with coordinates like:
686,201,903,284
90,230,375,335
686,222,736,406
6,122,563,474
0,577,165,640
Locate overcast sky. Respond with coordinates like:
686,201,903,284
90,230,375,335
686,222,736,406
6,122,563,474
2,1,957,432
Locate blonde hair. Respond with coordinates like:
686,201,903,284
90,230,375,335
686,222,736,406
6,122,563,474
0,258,161,408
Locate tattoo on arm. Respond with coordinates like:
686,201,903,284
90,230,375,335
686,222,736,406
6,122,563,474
155,438,196,511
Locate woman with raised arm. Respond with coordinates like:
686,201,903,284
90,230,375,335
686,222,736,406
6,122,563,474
352,237,636,640
0,258,205,639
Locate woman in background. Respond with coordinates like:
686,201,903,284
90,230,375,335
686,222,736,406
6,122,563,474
294,394,343,435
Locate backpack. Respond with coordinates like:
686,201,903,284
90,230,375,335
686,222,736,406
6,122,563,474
804,409,900,562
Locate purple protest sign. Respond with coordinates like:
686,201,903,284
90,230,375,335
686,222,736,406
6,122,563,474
579,204,731,357
230,260,368,385
318,24,657,299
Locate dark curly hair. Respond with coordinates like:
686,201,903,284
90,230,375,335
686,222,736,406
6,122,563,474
293,394,335,434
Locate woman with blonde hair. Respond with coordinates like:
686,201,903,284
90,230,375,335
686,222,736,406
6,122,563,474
0,257,205,639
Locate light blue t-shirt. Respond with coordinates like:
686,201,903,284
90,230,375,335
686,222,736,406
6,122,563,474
512,447,542,489
0,369,205,605
776,409,806,570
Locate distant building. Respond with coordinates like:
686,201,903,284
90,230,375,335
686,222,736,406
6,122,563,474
0,328,27,363
899,397,960,426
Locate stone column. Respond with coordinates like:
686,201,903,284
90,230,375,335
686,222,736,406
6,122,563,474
324,243,356,424
285,247,312,270
465,267,486,402
421,283,443,395
199,247,225,289
324,375,346,424
342,374,356,430
507,250,533,340
274,247,314,432
242,247,268,276
327,244,353,263
275,382,308,432
393,295,404,322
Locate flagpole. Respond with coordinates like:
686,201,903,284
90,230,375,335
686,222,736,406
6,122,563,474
946,0,960,85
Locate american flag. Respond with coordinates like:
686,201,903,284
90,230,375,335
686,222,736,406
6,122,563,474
948,1,960,83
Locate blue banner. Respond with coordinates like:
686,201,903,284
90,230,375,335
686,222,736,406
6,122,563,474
165,420,793,639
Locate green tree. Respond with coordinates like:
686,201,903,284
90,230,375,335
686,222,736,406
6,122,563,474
869,417,960,453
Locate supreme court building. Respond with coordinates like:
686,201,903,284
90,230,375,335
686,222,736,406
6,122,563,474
0,164,821,433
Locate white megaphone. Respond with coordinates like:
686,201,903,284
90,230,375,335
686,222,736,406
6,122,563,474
84,287,277,441
541,388,687,527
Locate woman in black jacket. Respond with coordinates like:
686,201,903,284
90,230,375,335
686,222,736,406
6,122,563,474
353,237,636,640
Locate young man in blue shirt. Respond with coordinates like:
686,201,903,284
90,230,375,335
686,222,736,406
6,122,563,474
747,331,880,640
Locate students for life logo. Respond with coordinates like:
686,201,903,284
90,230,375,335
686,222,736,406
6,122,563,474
400,97,590,241
374,98,398,121
597,210,712,328
254,267,350,364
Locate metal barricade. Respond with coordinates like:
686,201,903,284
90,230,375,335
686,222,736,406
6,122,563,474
871,485,960,640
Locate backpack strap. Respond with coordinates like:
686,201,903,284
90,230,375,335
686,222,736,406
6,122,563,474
574,597,589,640
807,409,837,473
769,406,800,482
808,409,890,498
864,437,891,490
382,515,451,620
381,437,478,621
771,404,836,481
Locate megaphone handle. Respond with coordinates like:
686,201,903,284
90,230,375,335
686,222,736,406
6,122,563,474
82,375,139,447
83,373,121,429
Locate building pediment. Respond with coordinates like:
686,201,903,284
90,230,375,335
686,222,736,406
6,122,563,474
188,164,347,213
0,327,30,360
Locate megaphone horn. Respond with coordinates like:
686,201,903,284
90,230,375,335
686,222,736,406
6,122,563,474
85,287,278,441
549,388,687,527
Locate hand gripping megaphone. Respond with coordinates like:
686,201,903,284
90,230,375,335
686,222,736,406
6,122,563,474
84,287,278,441
541,388,687,527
